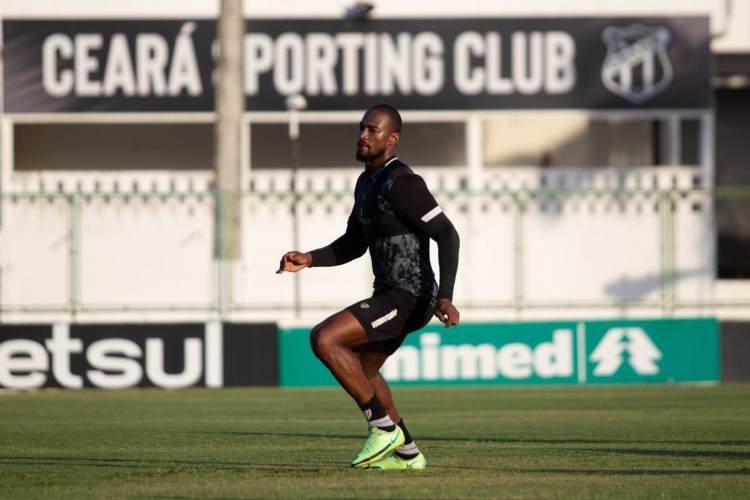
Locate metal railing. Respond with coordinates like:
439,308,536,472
1,186,749,321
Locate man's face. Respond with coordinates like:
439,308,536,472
356,109,398,164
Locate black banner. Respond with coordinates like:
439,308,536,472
721,322,750,382
2,17,710,113
0,322,278,389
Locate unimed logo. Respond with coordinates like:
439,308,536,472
0,323,223,390
589,327,663,376
280,319,717,387
382,330,574,382
379,324,680,384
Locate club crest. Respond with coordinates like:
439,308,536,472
601,23,673,104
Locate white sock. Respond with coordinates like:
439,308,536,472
367,414,395,429
397,441,420,458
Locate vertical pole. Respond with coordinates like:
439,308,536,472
659,189,675,317
291,123,301,318
465,114,483,191
215,190,225,314
699,112,715,189
0,117,14,224
214,0,244,314
0,20,5,203
68,194,80,319
513,192,525,315
287,95,307,318
700,111,717,301
661,115,681,166
465,114,482,306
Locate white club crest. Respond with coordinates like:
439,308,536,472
601,23,673,104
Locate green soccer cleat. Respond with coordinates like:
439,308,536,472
351,426,405,468
367,452,427,470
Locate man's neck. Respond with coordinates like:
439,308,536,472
365,155,396,171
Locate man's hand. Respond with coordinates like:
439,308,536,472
276,251,312,274
434,298,460,328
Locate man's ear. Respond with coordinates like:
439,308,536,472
389,131,400,146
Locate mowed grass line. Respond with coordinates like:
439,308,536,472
1,385,748,499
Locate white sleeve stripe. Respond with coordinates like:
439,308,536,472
421,206,443,223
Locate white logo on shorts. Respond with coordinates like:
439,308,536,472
371,309,398,329
360,302,370,309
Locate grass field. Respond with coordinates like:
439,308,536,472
1,385,749,499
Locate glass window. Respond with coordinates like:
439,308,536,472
483,117,657,168
14,124,213,171
250,122,465,169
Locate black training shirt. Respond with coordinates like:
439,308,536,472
310,157,459,303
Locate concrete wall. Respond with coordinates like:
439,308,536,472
1,166,724,324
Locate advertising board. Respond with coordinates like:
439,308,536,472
0,322,277,389
279,319,719,387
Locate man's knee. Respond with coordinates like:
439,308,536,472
309,325,323,358
309,312,368,361
310,323,336,360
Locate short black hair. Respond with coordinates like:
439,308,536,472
368,104,402,133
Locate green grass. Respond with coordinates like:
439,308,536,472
1,385,749,499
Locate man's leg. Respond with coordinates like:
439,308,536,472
309,310,404,467
359,352,427,470
359,351,400,422
309,310,373,403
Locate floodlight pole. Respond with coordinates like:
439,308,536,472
214,0,244,314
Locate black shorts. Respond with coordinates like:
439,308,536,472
346,287,436,355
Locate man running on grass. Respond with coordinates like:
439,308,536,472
277,104,460,470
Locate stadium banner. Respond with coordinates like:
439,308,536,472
0,322,278,390
2,17,710,113
279,318,719,387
